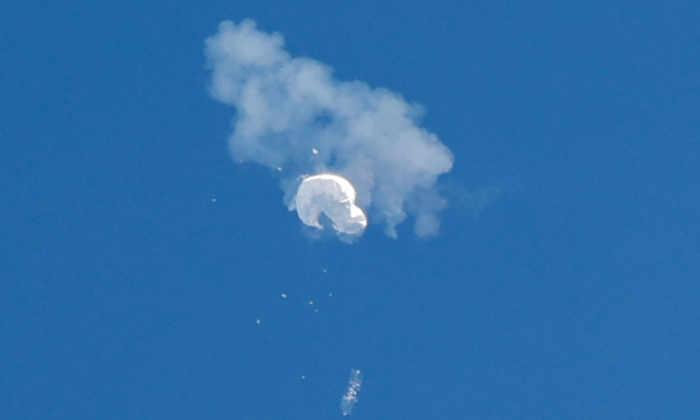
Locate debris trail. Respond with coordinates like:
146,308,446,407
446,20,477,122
340,369,363,416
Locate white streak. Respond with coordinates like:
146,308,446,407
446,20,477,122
340,369,363,416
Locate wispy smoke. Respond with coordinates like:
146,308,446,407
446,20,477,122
205,19,454,238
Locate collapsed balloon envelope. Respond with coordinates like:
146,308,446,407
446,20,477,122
289,174,368,236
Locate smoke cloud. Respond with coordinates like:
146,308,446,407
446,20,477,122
205,19,454,238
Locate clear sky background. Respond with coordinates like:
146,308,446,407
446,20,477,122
2,1,699,419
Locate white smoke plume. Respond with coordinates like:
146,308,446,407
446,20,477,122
205,19,454,238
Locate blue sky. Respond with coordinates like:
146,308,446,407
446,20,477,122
2,1,699,419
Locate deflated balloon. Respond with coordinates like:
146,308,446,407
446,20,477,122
290,174,368,235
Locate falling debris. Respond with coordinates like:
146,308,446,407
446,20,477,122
340,369,363,416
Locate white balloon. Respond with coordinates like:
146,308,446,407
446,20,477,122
290,174,368,236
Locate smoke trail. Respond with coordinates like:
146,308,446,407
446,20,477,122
205,19,454,238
